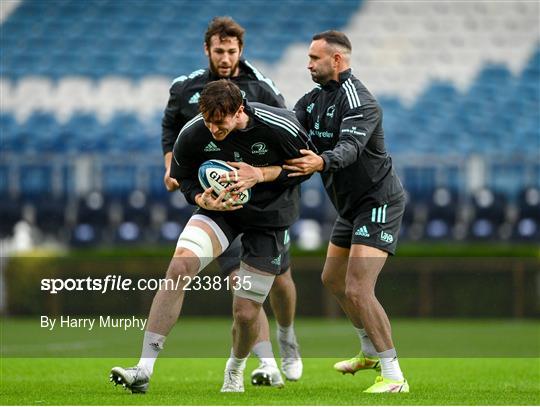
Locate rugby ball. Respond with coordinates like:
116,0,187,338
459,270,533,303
198,159,251,205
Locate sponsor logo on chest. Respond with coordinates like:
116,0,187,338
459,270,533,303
251,142,268,155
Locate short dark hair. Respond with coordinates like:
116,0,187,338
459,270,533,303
312,30,352,52
204,16,245,49
199,80,243,122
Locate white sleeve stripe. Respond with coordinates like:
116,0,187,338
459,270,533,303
342,81,354,108
343,80,357,108
342,80,360,108
254,112,298,138
172,75,187,85
254,109,299,133
343,114,364,121
254,107,300,132
345,79,358,107
254,111,298,138
349,79,361,107
243,60,282,96
178,114,203,138
173,114,204,165
171,69,205,85
254,109,299,136
346,79,361,107
343,80,358,109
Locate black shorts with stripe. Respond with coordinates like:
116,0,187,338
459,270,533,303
196,208,290,275
330,195,406,255
217,233,291,276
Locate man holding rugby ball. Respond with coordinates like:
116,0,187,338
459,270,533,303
111,80,313,393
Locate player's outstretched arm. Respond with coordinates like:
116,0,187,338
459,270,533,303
219,162,282,193
282,149,324,177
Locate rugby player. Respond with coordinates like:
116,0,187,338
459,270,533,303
160,17,302,383
111,80,312,393
285,30,409,393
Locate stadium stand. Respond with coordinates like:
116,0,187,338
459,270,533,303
0,197,23,239
69,191,111,246
424,187,459,240
1,0,539,247
155,193,192,244
513,186,540,241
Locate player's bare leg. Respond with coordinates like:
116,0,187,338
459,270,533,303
230,270,271,345
231,296,262,358
345,245,391,351
229,271,283,387
146,218,224,334
322,243,380,374
222,265,277,392
269,270,302,380
322,244,360,325
111,219,224,393
345,244,407,392
222,295,261,393
145,251,200,336
269,270,296,327
256,306,271,342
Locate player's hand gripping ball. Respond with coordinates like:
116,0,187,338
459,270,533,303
198,160,251,205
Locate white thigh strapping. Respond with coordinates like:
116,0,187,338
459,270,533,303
233,264,275,303
176,226,214,272
190,214,229,252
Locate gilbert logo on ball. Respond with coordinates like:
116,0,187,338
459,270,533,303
198,160,251,205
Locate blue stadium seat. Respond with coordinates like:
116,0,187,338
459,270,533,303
113,190,153,244
70,191,111,246
511,186,540,241
60,114,106,153
398,190,416,240
489,163,529,198
0,164,8,198
33,195,69,239
101,163,139,198
424,187,459,240
25,114,63,153
0,115,19,152
0,196,23,238
146,165,169,200
2,0,537,246
19,164,54,199
468,188,508,240
518,186,540,221
402,167,436,201
156,193,193,244
2,0,362,78
103,113,148,152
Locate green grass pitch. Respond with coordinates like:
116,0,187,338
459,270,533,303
1,318,539,405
